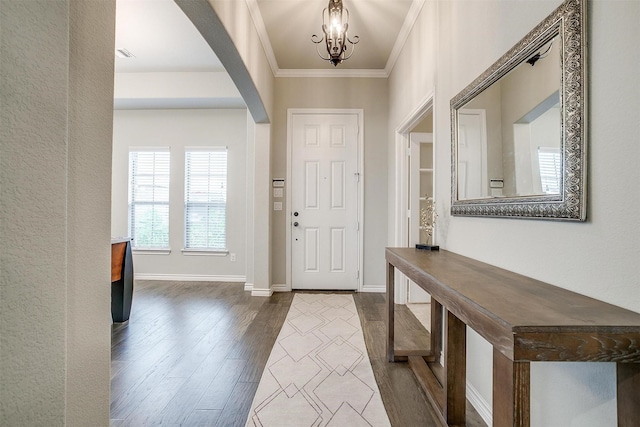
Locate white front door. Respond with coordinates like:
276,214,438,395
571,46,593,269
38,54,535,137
290,112,359,290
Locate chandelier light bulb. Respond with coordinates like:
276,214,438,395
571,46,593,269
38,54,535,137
311,0,359,67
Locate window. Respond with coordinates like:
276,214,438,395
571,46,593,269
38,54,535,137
128,150,170,249
184,148,227,250
538,147,562,195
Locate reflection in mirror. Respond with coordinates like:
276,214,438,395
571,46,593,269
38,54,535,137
451,0,587,220
457,37,560,200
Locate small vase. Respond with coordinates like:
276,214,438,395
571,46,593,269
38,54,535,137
415,243,439,251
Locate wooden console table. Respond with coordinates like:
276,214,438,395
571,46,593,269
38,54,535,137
386,247,640,427
111,237,134,322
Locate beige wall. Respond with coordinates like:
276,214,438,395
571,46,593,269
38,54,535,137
387,0,438,245
411,112,433,133
1,0,114,424
208,0,275,122
389,0,640,425
271,78,389,289
111,109,248,280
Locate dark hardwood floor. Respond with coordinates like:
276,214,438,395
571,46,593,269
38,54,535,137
111,281,486,426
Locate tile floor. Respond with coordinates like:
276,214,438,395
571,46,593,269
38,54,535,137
406,302,431,331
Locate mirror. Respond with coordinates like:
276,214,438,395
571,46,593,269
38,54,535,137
451,0,587,220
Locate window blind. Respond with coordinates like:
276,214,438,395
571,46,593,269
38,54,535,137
128,150,170,249
538,147,562,195
184,149,227,250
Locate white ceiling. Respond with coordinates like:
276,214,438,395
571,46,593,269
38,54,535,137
115,0,422,76
115,0,224,73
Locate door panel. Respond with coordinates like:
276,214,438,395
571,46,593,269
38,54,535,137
331,162,345,208
457,110,488,199
304,228,319,272
291,113,359,290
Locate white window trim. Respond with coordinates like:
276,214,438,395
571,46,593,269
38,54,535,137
128,148,171,250
184,147,228,251
181,248,229,256
132,248,172,255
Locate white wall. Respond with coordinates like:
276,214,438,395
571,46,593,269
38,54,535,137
271,77,389,290
112,109,248,280
389,0,640,425
1,0,113,424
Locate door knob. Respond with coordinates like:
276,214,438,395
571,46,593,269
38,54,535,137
293,222,299,227
293,211,299,217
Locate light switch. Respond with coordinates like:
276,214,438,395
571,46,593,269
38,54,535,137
274,202,283,211
273,188,283,198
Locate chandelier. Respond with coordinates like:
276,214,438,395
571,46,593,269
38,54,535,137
311,0,359,67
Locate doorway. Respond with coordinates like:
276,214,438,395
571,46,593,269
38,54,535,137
287,110,363,291
393,93,435,304
408,131,434,304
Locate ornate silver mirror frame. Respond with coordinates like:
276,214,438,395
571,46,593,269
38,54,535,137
450,0,587,220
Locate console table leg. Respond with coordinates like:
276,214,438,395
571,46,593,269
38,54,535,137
617,363,640,427
431,298,443,360
386,262,396,362
493,348,530,427
444,310,466,426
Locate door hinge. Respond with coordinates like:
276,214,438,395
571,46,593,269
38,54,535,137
354,172,360,182
356,270,360,279
407,209,411,219
406,146,412,157
356,221,360,231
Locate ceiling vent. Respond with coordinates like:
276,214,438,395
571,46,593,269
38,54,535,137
115,48,135,59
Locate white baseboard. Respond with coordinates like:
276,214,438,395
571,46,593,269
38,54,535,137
134,274,246,283
359,284,386,293
244,283,287,294
246,283,380,293
251,288,274,297
467,382,492,426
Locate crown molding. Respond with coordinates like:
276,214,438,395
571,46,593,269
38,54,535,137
385,0,426,76
245,0,280,76
276,68,388,78
246,0,424,79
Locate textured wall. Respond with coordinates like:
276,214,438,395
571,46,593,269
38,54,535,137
1,0,114,424
271,77,389,289
389,0,640,425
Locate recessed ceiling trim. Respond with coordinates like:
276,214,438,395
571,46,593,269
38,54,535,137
276,68,388,78
246,0,280,76
114,97,246,110
385,0,426,76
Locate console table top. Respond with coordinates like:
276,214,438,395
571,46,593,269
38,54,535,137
386,247,640,361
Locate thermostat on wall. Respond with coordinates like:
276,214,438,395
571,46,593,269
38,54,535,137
272,179,285,188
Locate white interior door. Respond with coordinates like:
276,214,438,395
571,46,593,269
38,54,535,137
457,110,488,199
291,113,359,290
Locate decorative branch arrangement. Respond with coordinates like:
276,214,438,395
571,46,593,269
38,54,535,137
418,196,439,250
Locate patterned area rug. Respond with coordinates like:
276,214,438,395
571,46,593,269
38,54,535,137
245,293,391,427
